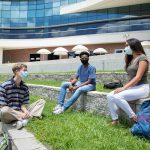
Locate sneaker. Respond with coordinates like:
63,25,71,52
16,121,23,130
53,107,64,114
16,119,28,130
22,119,28,126
53,104,62,111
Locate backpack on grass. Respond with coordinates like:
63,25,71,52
103,80,123,89
131,99,150,140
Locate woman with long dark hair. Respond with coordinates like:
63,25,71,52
107,38,149,125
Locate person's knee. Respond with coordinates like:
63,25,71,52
0,106,12,123
37,99,46,106
76,87,84,93
1,106,10,115
107,93,114,101
61,82,70,88
113,94,122,100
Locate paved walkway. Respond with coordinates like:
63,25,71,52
1,122,49,150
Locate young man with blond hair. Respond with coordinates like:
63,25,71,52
0,63,45,129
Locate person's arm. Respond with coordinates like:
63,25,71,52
70,77,78,85
21,105,31,118
73,79,92,91
73,66,96,91
0,85,7,106
21,87,31,118
69,76,78,92
115,60,148,94
69,67,80,91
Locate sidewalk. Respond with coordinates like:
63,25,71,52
1,122,50,150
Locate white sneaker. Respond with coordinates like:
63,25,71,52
16,121,23,130
53,104,62,111
53,107,64,114
16,119,28,130
22,119,28,126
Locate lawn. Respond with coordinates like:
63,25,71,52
0,76,112,92
27,95,150,150
26,79,112,92
29,70,125,74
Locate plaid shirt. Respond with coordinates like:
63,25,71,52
0,78,29,110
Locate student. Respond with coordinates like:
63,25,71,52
0,64,45,129
107,38,149,125
53,51,96,114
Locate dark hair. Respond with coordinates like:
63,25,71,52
125,38,146,70
79,51,89,58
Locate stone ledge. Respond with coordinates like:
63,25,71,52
28,84,149,116
2,123,48,150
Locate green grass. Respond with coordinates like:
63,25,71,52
29,70,125,74
27,95,150,150
26,79,111,92
26,79,62,87
0,76,116,93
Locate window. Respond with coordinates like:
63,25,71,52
20,11,27,18
36,10,44,17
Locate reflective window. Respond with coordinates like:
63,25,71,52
20,11,27,18
0,0,149,39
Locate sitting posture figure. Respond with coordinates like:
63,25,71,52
0,63,45,129
107,38,149,125
53,51,96,114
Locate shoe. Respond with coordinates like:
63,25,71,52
53,107,64,114
16,119,28,130
53,104,62,111
16,121,23,130
22,119,28,126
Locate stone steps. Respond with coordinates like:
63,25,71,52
1,123,49,150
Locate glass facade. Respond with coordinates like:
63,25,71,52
0,0,150,39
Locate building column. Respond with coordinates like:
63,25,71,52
0,48,3,64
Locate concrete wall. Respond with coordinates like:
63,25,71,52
28,84,147,116
0,52,150,74
1,53,150,74
28,84,110,116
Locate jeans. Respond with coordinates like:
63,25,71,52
58,81,96,110
107,84,149,120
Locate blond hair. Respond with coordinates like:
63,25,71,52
12,63,27,74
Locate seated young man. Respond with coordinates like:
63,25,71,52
0,63,45,129
53,51,96,114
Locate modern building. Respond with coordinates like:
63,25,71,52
0,0,150,64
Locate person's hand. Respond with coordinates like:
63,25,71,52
114,87,125,94
18,112,26,119
72,86,78,92
69,85,74,92
20,110,32,119
22,110,31,119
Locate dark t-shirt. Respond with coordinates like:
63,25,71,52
126,54,149,85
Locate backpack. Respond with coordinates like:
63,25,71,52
131,100,150,140
103,81,123,89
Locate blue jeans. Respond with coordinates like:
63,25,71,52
58,81,96,110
